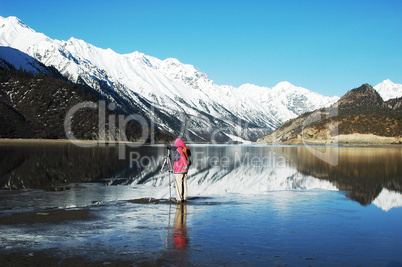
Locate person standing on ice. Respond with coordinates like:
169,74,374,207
172,138,191,203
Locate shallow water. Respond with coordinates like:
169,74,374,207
1,144,402,265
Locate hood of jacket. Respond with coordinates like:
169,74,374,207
174,138,186,148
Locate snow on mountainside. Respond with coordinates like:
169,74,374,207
237,82,339,123
0,46,48,74
374,79,402,101
0,16,343,141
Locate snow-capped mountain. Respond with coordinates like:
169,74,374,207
0,16,341,141
374,79,402,101
236,82,339,123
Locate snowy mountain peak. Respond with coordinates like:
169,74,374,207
375,79,395,90
163,57,181,65
273,81,314,95
275,81,294,88
382,79,393,84
0,16,34,35
1,16,28,28
126,50,147,58
0,16,51,50
67,37,86,45
374,79,402,101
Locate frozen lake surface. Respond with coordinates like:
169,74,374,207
1,144,402,265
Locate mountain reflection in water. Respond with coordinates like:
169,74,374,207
1,143,401,209
275,146,402,206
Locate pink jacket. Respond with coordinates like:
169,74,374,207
173,138,191,173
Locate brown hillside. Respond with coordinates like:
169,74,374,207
259,84,402,145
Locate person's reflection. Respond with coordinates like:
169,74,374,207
173,203,188,250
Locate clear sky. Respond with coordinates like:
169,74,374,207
1,0,401,96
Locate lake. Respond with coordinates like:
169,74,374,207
1,143,402,266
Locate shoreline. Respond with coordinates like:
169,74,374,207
257,133,402,147
1,135,402,147
0,138,146,146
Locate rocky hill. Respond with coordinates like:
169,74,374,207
0,48,172,142
258,84,402,145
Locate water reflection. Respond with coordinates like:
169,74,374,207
274,146,402,205
0,143,163,189
1,143,402,208
173,204,188,249
172,203,189,265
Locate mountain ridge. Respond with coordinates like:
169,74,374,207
0,15,342,142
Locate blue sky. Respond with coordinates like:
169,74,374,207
1,0,401,96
